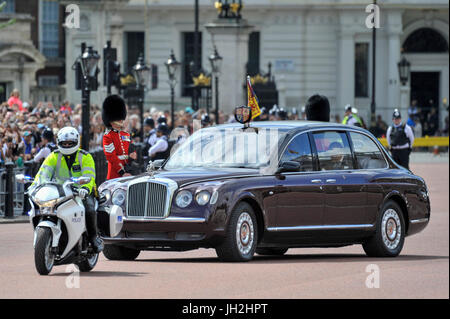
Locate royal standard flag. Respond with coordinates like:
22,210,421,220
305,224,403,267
247,75,261,120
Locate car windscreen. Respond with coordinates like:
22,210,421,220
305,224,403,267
165,126,287,171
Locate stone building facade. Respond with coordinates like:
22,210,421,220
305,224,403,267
60,0,449,127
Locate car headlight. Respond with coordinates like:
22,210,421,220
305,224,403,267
176,190,193,208
112,189,126,206
196,191,211,206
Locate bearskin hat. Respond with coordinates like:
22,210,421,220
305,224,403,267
305,94,330,122
102,95,127,127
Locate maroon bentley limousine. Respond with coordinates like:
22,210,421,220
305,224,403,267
97,121,430,262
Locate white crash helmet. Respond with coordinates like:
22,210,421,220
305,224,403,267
57,127,80,155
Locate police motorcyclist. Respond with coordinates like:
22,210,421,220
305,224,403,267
386,109,414,170
31,127,104,253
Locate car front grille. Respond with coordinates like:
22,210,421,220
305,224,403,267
126,182,169,218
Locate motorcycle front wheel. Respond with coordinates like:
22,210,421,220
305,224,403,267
34,227,55,275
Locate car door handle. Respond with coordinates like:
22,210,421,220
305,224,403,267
326,179,336,183
311,179,322,184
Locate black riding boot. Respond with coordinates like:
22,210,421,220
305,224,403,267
84,197,104,253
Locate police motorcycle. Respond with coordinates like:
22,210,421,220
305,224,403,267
16,174,123,275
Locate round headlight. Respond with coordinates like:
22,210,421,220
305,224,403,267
196,191,211,206
176,190,193,208
112,189,126,206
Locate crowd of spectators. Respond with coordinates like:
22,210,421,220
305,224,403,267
1,88,449,168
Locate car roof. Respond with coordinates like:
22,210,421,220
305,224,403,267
216,120,369,134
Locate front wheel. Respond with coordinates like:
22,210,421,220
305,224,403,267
215,202,258,262
103,244,140,261
34,227,55,275
363,200,405,257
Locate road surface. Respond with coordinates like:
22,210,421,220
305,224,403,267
0,162,448,299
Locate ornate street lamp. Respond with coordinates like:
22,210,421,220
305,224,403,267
80,46,100,78
397,55,411,86
133,53,151,140
165,50,181,129
209,46,223,124
79,45,100,150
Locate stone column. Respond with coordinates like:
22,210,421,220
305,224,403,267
386,11,403,114
336,29,355,114
399,85,410,118
205,19,253,115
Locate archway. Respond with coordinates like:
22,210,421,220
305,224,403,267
402,27,449,135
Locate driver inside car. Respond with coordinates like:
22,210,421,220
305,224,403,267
30,127,104,253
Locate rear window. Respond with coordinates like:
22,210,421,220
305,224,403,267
349,132,387,169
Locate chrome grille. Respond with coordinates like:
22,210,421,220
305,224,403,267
127,182,169,218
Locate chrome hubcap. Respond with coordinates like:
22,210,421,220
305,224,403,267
381,209,401,250
236,212,254,256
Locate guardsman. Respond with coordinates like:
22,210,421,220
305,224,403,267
102,95,137,179
386,109,414,170
342,104,363,127
31,127,103,252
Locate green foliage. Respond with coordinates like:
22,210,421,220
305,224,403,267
0,1,16,30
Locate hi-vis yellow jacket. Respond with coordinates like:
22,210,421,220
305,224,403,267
33,149,96,194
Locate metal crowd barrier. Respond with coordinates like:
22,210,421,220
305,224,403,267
378,136,449,148
0,145,147,217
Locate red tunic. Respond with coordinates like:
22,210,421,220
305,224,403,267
103,128,132,180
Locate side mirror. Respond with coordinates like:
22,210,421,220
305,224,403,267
276,161,301,174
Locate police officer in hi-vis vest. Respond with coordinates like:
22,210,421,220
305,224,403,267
386,109,415,170
102,95,137,180
31,127,104,253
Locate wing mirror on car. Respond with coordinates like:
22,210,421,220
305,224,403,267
276,161,301,174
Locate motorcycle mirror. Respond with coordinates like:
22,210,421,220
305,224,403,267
15,174,33,184
73,177,91,185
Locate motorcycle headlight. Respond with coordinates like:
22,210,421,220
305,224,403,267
112,189,126,206
176,190,193,208
196,191,211,206
37,199,58,208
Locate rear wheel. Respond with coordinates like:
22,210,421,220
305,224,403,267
76,253,99,272
34,227,55,275
256,248,288,256
363,200,405,257
215,202,258,262
103,244,140,261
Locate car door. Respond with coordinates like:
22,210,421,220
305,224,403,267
273,132,325,230
348,131,389,225
311,130,369,227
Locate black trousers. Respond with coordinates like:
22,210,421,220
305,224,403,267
391,148,411,170
83,195,98,239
